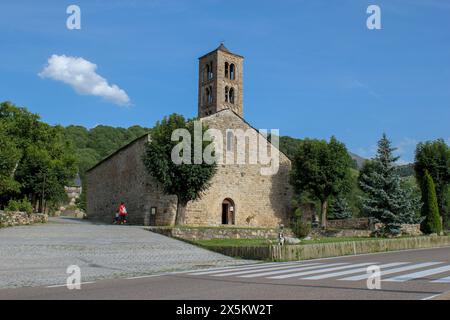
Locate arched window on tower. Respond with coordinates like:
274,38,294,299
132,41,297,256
208,61,214,80
225,62,229,78
206,86,213,104
230,63,235,80
205,64,210,81
205,87,212,105
229,87,235,104
225,86,229,102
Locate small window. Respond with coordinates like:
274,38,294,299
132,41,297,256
225,62,229,78
229,87,235,104
226,130,234,151
208,61,214,80
225,86,229,102
205,64,210,81
151,207,157,215
205,86,213,104
230,64,235,80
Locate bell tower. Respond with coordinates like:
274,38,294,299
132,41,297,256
198,43,244,118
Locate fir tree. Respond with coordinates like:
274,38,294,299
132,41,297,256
328,195,353,220
421,170,443,234
359,134,422,235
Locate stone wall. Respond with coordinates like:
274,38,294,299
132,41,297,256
148,226,294,241
327,218,370,230
208,236,450,261
185,110,293,227
86,135,177,225
0,211,48,228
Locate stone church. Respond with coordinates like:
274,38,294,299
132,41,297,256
87,44,293,227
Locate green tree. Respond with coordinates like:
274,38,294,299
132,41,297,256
421,170,443,234
414,139,450,225
290,136,353,228
359,134,422,235
142,114,217,225
328,195,353,220
0,101,77,212
0,123,21,196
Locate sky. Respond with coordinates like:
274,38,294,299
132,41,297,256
0,0,449,163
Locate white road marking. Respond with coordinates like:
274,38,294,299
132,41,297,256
211,263,324,277
126,274,165,280
431,275,450,283
47,281,94,288
302,262,408,280
421,294,442,300
268,262,376,279
238,263,348,278
189,261,306,276
384,265,450,282
340,262,443,281
181,263,275,274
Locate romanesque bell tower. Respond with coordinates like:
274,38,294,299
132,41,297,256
198,43,244,118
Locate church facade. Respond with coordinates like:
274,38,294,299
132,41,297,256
86,45,293,227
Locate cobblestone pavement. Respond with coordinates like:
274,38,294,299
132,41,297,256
0,217,250,289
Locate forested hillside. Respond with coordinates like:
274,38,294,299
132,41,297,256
63,125,151,180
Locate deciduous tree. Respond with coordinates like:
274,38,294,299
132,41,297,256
290,136,352,228
142,114,217,225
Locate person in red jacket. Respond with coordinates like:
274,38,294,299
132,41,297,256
118,202,128,225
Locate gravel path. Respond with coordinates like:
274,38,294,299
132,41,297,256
0,217,249,288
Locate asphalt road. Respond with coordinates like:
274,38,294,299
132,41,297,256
2,246,450,300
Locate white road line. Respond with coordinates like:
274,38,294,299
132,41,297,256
189,261,307,276
301,262,408,280
238,263,348,278
126,274,166,280
180,263,275,274
384,265,450,282
268,262,376,280
431,275,450,283
340,262,443,281
421,294,442,300
211,263,323,277
47,281,94,288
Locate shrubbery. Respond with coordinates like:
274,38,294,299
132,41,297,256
291,219,311,238
5,198,33,214
421,170,443,234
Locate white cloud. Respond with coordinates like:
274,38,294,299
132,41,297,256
39,54,130,106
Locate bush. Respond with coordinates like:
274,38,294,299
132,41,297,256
291,219,311,238
421,171,443,235
5,199,33,215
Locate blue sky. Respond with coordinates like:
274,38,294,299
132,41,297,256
0,0,449,163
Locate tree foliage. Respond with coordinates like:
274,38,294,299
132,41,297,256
142,114,217,225
421,170,443,234
328,195,353,220
290,136,353,228
414,139,450,225
359,134,422,235
0,101,78,212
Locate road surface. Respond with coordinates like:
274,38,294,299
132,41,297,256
1,245,450,300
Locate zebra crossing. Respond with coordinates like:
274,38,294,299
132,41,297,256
185,260,450,284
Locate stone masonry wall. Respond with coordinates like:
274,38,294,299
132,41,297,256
149,226,295,241
185,110,293,227
86,135,177,225
327,218,370,230
0,211,48,228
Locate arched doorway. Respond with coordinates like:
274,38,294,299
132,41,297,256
221,198,235,225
